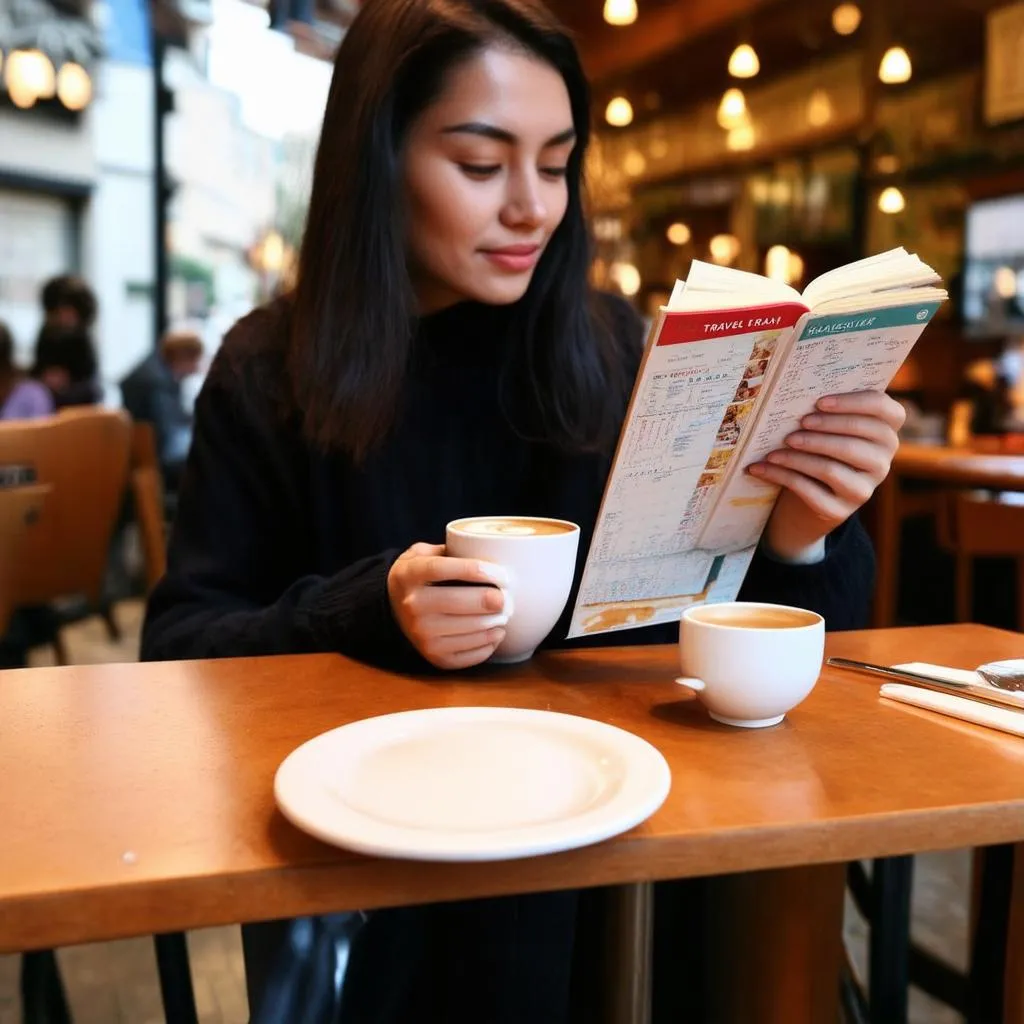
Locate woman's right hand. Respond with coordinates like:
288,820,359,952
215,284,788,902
387,543,511,669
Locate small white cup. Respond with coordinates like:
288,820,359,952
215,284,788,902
676,601,824,728
446,516,580,665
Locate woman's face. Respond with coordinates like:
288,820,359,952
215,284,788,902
402,44,576,313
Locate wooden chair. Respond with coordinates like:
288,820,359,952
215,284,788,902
130,422,168,588
0,485,51,636
937,490,1024,629
0,408,132,660
849,491,1024,1023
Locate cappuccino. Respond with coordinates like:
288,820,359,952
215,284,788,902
687,605,819,630
454,517,575,538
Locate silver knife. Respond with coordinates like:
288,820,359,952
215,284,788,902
826,657,1024,713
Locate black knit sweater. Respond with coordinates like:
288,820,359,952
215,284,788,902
141,296,874,666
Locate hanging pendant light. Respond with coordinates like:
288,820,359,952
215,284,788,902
56,63,92,111
728,43,760,79
717,88,747,129
666,222,692,246
878,186,906,214
879,45,912,84
831,3,862,35
603,0,638,27
605,96,634,127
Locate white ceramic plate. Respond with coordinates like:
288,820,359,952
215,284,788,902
274,706,671,862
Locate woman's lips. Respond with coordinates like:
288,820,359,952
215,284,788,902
480,245,541,272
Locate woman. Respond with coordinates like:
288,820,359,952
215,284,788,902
0,322,53,421
32,323,103,409
142,0,900,1019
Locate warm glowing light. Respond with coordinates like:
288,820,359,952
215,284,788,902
875,153,900,175
56,62,92,111
806,89,833,128
726,122,755,151
878,186,906,214
603,0,638,27
831,3,861,35
717,87,747,129
994,266,1018,299
649,137,668,159
879,46,912,84
666,222,692,246
610,261,641,296
765,245,792,282
728,43,760,79
709,234,741,265
788,251,805,285
623,150,647,176
605,96,634,127
5,49,56,106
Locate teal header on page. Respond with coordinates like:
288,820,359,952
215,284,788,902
798,301,943,341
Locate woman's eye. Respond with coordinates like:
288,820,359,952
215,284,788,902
459,164,501,179
540,166,569,179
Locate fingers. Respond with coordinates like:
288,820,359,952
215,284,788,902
763,449,875,506
749,461,860,522
404,554,510,589
398,542,446,561
418,627,507,670
817,391,907,430
413,585,508,617
782,431,892,477
795,412,898,451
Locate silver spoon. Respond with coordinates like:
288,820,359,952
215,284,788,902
977,659,1024,692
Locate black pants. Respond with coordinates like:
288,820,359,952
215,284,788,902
242,882,707,1024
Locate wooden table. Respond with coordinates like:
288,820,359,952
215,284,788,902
3,626,1024,1021
874,443,1024,627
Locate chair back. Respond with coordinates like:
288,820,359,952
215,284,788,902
130,422,168,589
0,408,132,606
0,484,51,634
942,492,1024,557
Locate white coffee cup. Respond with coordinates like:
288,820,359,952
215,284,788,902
676,601,824,728
446,516,580,665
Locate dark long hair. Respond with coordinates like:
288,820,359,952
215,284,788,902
0,321,15,406
290,0,631,462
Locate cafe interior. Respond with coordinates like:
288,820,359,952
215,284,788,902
3,0,1024,1021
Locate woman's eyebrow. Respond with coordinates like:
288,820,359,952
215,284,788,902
441,122,576,147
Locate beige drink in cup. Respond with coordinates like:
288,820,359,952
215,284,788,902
676,602,824,727
446,516,580,665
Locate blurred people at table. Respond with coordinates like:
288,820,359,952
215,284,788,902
948,357,1012,446
32,324,103,409
120,331,204,490
40,274,99,331
0,321,53,421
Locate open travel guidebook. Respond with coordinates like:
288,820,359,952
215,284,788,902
567,247,948,639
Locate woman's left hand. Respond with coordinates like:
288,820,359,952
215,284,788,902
749,390,905,561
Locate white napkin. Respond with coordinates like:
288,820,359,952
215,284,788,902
881,661,1024,738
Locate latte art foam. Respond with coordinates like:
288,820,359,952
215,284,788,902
456,517,574,537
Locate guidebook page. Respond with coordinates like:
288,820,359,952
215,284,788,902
566,301,806,639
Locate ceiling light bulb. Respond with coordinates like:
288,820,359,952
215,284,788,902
603,0,638,27
878,186,906,214
831,3,861,35
666,222,692,246
717,87,747,129
879,46,912,85
605,95,634,127
56,62,92,111
728,43,760,79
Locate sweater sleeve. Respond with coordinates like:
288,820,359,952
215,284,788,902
140,346,418,668
738,515,875,631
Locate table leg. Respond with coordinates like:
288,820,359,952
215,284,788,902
873,470,901,628
602,882,653,1024
1004,844,1024,1022
154,932,199,1024
704,862,846,1024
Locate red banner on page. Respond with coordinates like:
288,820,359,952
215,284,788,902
656,302,808,346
